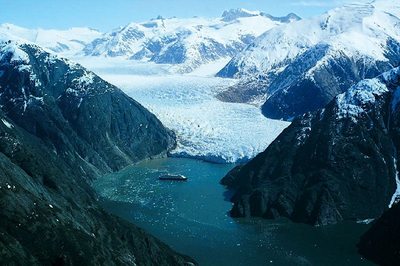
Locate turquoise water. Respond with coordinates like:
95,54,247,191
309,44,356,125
93,158,374,266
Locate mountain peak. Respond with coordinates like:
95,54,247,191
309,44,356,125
221,8,300,23
221,8,261,21
261,12,301,23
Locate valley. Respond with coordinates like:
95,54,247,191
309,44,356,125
1,1,400,265
74,56,289,163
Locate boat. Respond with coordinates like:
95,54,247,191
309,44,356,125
159,174,188,181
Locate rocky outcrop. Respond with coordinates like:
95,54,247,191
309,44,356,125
0,41,194,265
221,67,400,226
358,202,400,265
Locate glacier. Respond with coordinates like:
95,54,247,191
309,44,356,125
75,57,290,163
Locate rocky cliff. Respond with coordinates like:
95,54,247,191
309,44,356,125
358,202,400,265
222,67,400,226
0,40,194,265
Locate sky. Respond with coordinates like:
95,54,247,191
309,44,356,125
1,0,368,31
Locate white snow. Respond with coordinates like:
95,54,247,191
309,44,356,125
356,218,375,224
221,8,262,21
0,23,101,56
82,10,294,72
0,41,30,64
1,118,14,129
336,78,388,121
389,156,400,208
335,67,400,121
77,57,289,163
74,71,95,86
227,1,400,79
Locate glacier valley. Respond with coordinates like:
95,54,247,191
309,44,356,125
75,56,290,163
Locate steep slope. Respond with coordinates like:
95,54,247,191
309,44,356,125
0,40,191,265
217,1,400,120
0,111,191,265
357,202,400,265
0,23,101,56
221,67,400,226
84,9,299,72
0,41,175,173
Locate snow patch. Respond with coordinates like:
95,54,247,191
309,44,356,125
0,42,30,64
75,71,95,86
77,98,83,108
336,78,388,121
389,156,400,208
1,119,13,129
356,218,375,224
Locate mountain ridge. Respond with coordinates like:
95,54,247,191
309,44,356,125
221,66,400,226
83,9,300,72
217,0,400,120
0,23,101,56
0,39,194,265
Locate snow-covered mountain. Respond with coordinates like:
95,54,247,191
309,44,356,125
83,9,300,72
0,23,101,56
221,66,400,226
217,1,400,120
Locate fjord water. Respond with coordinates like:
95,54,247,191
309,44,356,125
94,158,374,266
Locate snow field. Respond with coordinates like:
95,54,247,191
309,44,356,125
78,58,290,163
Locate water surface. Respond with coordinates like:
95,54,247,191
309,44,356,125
94,158,374,266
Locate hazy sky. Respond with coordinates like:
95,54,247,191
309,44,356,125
1,0,368,31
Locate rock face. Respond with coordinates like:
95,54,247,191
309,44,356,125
0,41,194,265
0,41,175,174
221,67,400,226
83,9,299,72
217,1,400,120
358,202,400,265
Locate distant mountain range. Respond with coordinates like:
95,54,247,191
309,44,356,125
83,9,300,72
0,23,101,55
217,1,400,120
0,9,300,73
